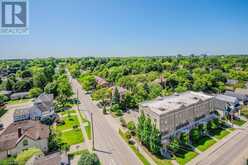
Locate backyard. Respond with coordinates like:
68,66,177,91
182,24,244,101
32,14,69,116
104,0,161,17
54,110,84,145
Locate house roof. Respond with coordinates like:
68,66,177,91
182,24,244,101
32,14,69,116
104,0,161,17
10,92,29,99
226,79,238,85
26,152,68,165
14,105,33,117
235,88,248,96
215,94,238,104
0,90,13,96
95,76,108,86
0,120,49,151
140,91,213,115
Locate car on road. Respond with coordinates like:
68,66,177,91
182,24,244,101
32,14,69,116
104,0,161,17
0,123,4,130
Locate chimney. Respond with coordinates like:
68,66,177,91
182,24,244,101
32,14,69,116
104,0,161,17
18,127,22,138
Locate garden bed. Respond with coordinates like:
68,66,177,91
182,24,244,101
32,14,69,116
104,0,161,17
174,147,198,165
192,136,216,152
232,119,246,126
209,128,231,140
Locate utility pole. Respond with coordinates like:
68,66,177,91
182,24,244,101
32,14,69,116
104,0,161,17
91,112,95,151
77,89,79,111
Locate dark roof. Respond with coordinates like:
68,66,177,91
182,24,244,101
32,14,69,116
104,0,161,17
0,120,49,151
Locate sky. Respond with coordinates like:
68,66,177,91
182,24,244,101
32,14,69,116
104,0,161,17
0,0,248,59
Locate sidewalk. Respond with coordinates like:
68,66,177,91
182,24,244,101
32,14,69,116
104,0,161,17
187,122,248,165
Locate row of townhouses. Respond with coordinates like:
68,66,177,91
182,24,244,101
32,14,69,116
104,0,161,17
139,91,243,149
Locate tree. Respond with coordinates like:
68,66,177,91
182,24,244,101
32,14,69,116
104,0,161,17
79,75,96,91
0,94,9,105
112,87,120,105
190,127,200,141
142,117,152,147
5,78,13,91
21,70,32,78
78,151,100,165
180,132,189,145
168,137,180,153
149,124,161,155
33,71,47,89
44,82,58,97
207,120,217,130
29,87,42,98
198,124,207,136
137,111,146,140
16,148,43,165
92,88,111,109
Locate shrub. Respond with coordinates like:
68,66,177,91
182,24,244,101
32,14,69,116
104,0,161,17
56,119,65,126
120,117,127,127
125,131,132,140
77,151,100,165
16,148,43,165
73,125,79,129
29,87,42,98
115,109,123,116
127,121,136,131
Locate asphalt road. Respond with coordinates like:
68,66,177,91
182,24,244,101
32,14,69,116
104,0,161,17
69,75,142,165
197,127,248,165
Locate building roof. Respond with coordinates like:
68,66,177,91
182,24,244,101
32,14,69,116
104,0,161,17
235,88,248,96
95,76,109,86
34,93,53,113
26,152,68,165
140,91,213,115
0,90,13,96
14,105,33,117
226,79,238,85
10,92,29,99
224,90,248,101
0,120,49,151
215,94,238,103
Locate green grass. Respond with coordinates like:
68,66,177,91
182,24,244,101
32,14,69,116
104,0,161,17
7,99,32,105
78,111,92,140
0,108,7,118
60,110,77,116
209,128,230,140
60,129,84,145
232,119,246,126
119,129,151,165
174,147,198,165
192,136,216,152
241,106,248,118
68,149,88,158
55,115,80,131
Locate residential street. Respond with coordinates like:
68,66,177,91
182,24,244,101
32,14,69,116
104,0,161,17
69,74,142,165
190,124,248,165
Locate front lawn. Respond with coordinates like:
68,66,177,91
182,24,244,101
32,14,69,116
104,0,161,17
192,136,216,152
56,115,80,131
60,110,77,116
232,119,246,126
60,129,84,145
174,147,198,165
209,128,230,140
7,99,32,105
79,111,92,140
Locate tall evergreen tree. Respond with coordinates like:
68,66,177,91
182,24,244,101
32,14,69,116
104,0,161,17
112,87,120,105
137,111,146,140
142,117,152,147
149,124,161,155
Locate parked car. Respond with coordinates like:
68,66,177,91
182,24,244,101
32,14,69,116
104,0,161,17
0,123,4,130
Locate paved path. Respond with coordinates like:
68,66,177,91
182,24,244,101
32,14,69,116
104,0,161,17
188,122,248,165
68,72,142,165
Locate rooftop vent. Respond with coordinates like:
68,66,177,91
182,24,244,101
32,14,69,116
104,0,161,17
159,107,166,111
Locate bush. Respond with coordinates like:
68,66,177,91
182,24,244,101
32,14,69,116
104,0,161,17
73,125,79,129
16,148,43,165
78,151,100,165
120,117,127,127
125,131,132,140
127,121,136,131
115,109,123,116
29,87,42,98
56,119,65,126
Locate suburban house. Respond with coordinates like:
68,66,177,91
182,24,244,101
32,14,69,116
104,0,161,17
13,93,54,122
0,90,12,98
224,90,248,104
0,120,49,159
10,92,29,100
95,76,109,87
214,94,240,117
139,91,216,147
26,152,69,165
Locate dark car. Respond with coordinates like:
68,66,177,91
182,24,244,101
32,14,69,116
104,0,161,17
0,123,4,130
